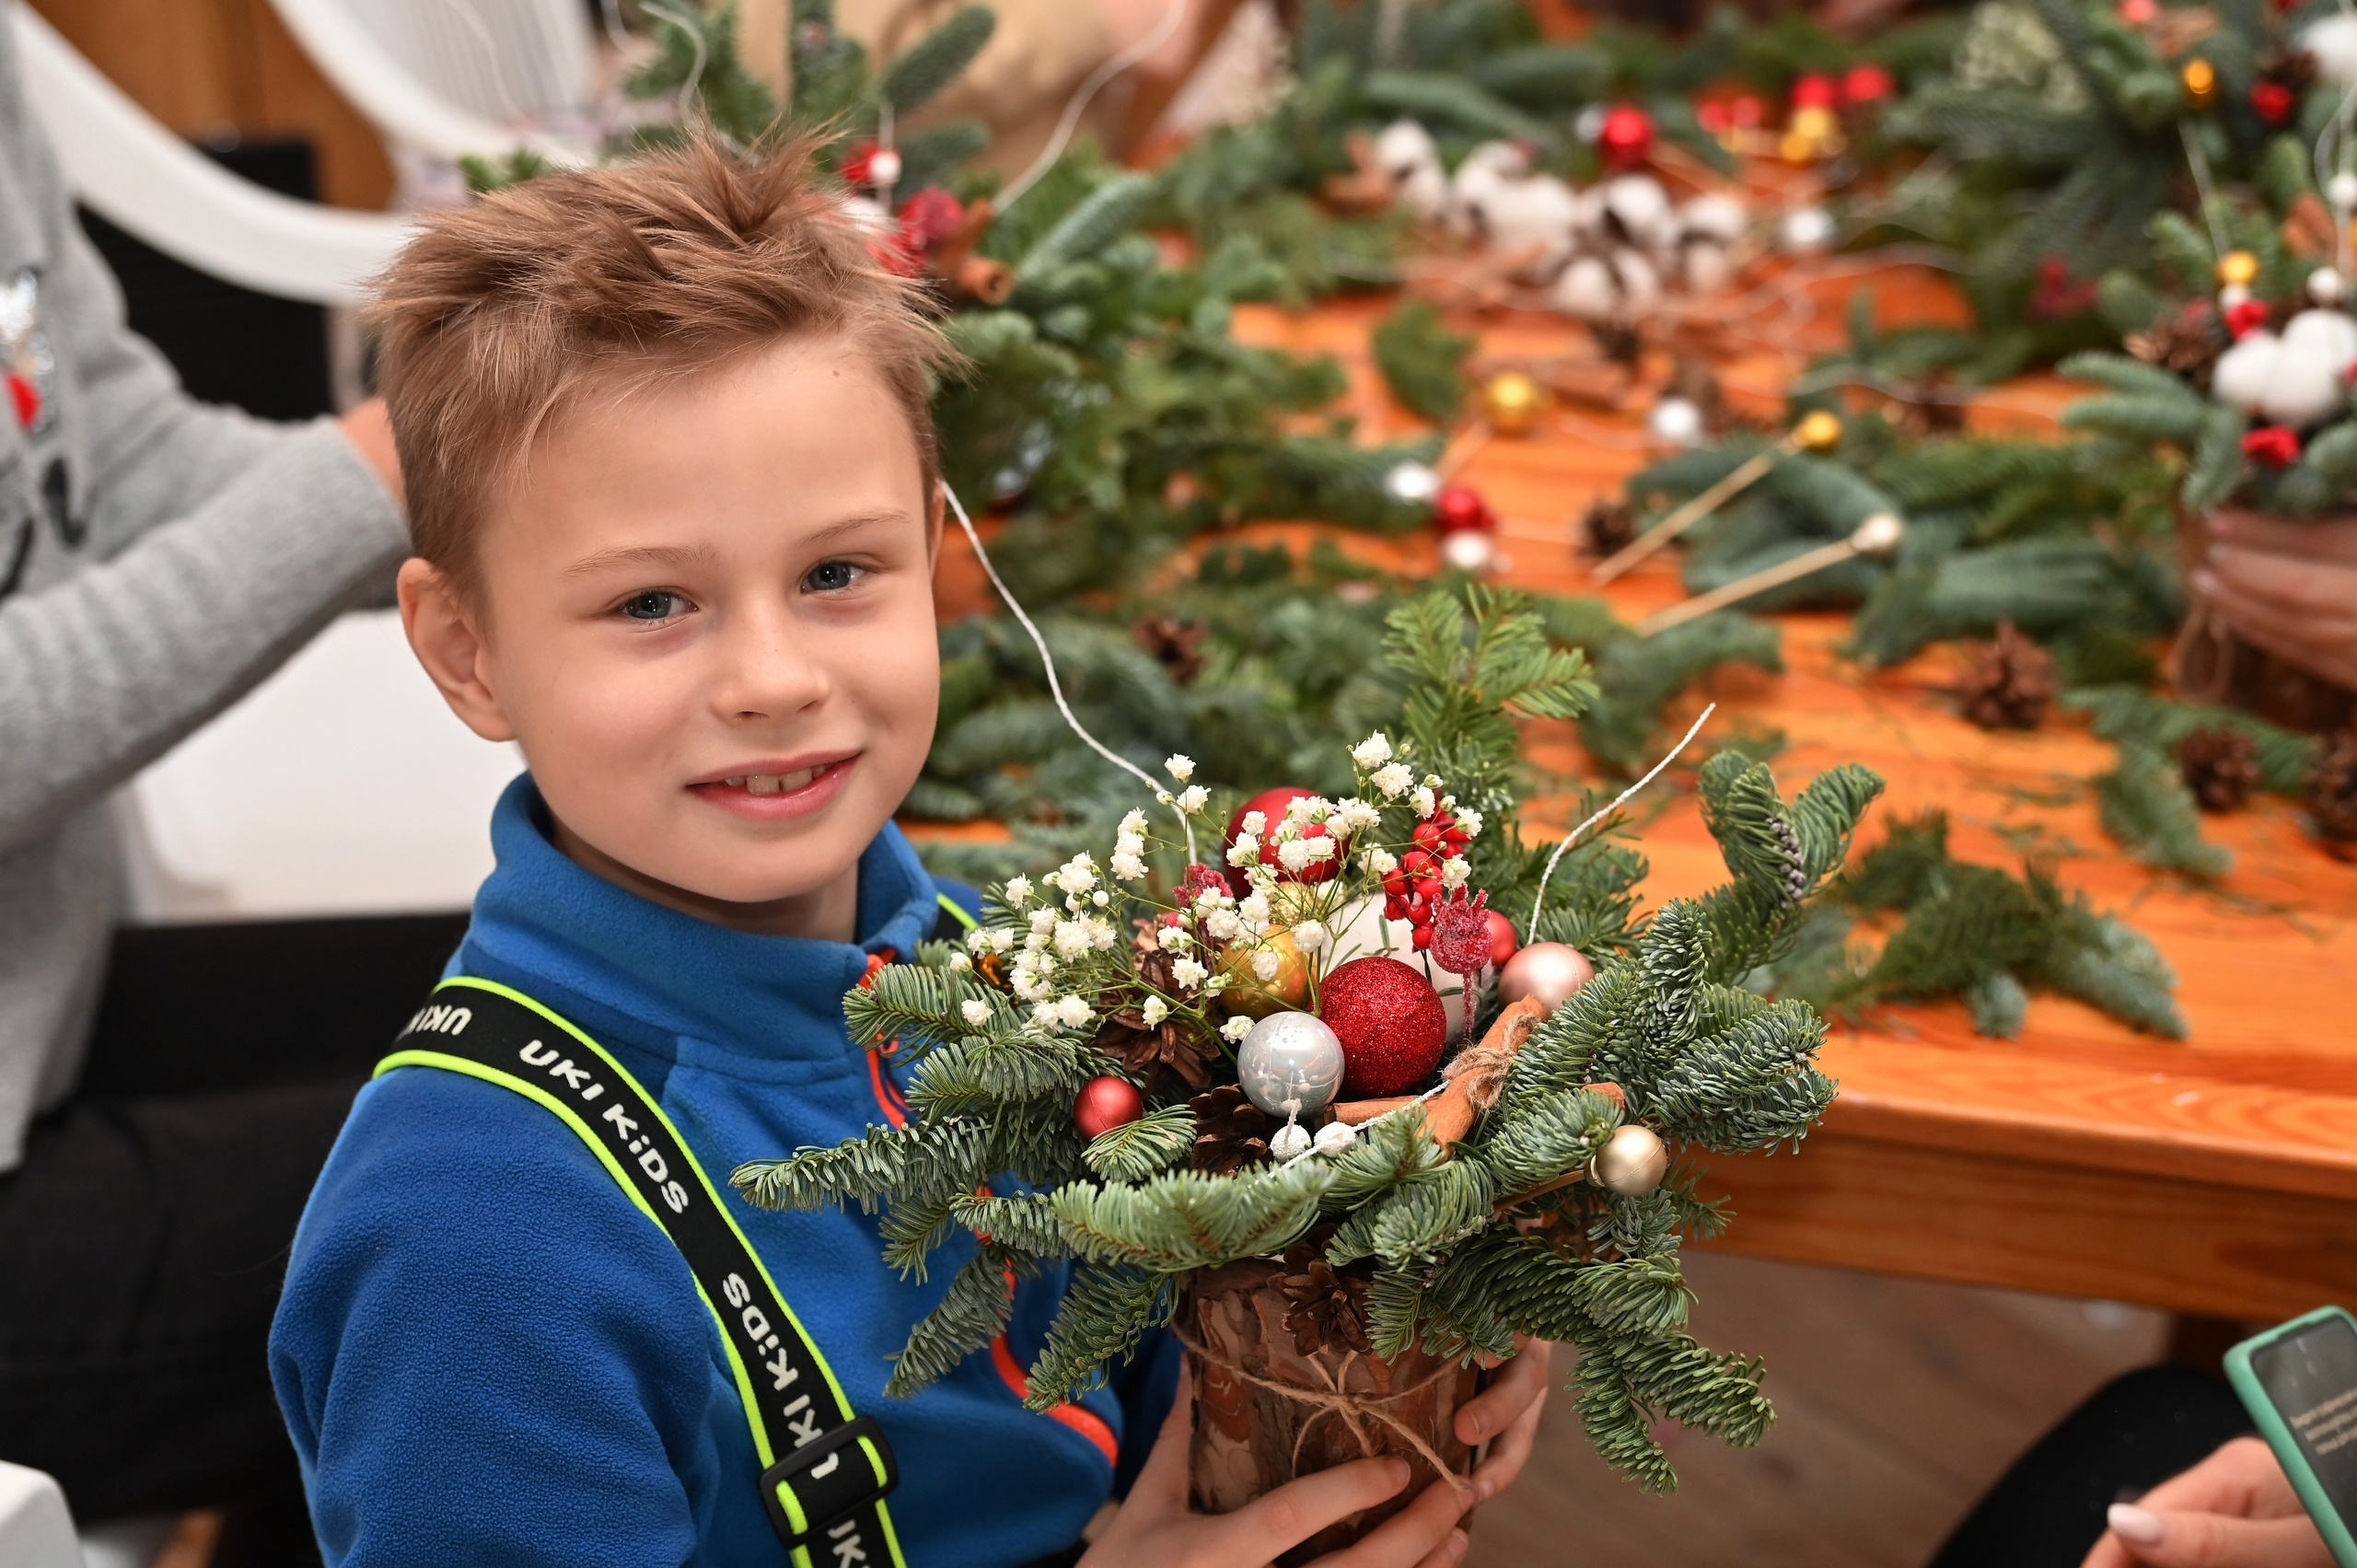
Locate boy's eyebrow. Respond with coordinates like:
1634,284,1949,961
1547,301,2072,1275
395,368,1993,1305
561,512,916,578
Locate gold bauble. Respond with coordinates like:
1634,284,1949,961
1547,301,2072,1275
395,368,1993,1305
1789,105,1838,142
1218,930,1310,1018
1587,1123,1670,1196
2181,58,2219,110
1792,409,1844,452
1481,370,1547,436
2215,249,2260,289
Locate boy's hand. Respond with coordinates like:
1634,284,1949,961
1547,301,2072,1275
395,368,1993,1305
1083,1343,1552,1568
2196,511,2357,691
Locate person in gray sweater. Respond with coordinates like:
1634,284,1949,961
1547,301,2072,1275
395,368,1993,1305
0,12,409,1559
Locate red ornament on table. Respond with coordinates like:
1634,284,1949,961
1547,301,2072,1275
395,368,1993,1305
1319,956,1449,1098
841,141,903,188
2253,80,2296,125
1073,1075,1145,1138
1223,786,1344,896
1433,483,1494,536
1597,104,1654,169
1840,64,1895,106
1790,74,1839,110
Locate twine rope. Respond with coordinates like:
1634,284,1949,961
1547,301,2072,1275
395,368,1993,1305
1173,1324,1467,1482
1438,1005,1538,1114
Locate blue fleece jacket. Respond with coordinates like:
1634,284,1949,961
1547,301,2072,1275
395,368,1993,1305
271,775,1176,1568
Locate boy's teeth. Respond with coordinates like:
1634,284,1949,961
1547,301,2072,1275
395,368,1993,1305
739,768,820,796
724,777,745,787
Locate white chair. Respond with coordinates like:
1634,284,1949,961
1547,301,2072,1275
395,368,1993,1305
0,1461,82,1568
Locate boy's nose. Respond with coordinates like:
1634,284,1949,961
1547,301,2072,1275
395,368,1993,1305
710,615,831,721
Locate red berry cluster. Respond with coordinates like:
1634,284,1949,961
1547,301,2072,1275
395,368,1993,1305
2244,425,2303,468
1379,810,1473,951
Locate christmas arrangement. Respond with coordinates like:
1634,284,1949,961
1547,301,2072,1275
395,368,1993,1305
734,588,1885,1543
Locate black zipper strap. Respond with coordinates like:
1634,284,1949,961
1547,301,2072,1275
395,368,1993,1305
379,976,906,1566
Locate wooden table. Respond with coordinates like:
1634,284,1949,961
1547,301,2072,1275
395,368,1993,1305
940,267,2357,1325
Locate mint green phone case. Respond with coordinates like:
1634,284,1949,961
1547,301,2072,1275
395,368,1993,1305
2226,1306,2357,1568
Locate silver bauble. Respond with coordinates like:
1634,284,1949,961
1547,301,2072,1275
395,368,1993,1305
1588,1124,1669,1196
1496,942,1595,1016
1236,1012,1346,1118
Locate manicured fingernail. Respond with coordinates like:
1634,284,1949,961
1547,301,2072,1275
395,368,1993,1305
2108,1504,2165,1545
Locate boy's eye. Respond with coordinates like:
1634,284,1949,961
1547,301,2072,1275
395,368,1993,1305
620,590,689,621
805,560,865,593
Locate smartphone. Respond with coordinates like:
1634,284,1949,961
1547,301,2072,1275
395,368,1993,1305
2226,1306,2357,1568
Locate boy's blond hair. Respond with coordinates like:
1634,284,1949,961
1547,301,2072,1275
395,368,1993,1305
369,136,953,588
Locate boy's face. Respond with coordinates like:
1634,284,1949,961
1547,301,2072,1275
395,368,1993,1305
400,334,942,935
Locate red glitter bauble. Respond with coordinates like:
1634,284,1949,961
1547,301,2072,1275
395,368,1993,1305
1319,956,1448,1098
1597,104,1654,169
1223,786,1343,896
1434,483,1495,535
1073,1075,1144,1138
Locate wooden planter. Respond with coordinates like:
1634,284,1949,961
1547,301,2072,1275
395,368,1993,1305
1182,1259,1484,1563
2175,503,2355,732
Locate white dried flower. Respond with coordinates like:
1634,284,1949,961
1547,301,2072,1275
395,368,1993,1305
1003,876,1033,906
1033,953,1058,977
1371,763,1414,799
1276,838,1313,873
1334,798,1382,834
1054,921,1094,958
1284,795,1330,824
1455,808,1484,840
1222,1016,1255,1042
1292,920,1329,955
1166,754,1196,783
1030,1000,1062,1029
1241,811,1268,835
1119,808,1148,838
1364,847,1399,877
1252,949,1283,982
1441,855,1470,889
1159,925,1193,954
947,953,971,972
1178,785,1210,814
1091,890,1109,907
1013,970,1049,1002
1352,732,1393,768
1411,785,1436,818
960,999,993,1027
1302,837,1336,864
1238,891,1271,927
1191,886,1232,914
1091,920,1118,950
966,926,993,953
1205,908,1242,941
1172,958,1208,992
1142,995,1168,1027
988,927,1014,953
1055,994,1093,1029
1226,833,1260,867
1028,908,1057,935
1051,854,1098,895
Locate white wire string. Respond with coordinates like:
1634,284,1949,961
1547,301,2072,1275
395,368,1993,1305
997,0,1190,210
2179,121,2232,261
1529,703,1717,921
941,482,1199,862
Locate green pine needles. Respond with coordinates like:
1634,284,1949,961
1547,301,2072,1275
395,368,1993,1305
735,588,1885,1493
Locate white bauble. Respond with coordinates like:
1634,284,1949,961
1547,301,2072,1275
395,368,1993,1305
1603,174,1675,249
2305,13,2357,87
1395,164,1448,222
1385,459,1442,505
1610,248,1662,315
1781,205,1835,255
1236,1012,1345,1118
1551,255,1619,320
1678,192,1747,244
1323,896,1469,1036
1374,119,1439,182
2264,310,2357,428
1649,396,1706,446
1440,529,1496,573
2314,269,2349,308
2334,171,2357,213
2210,330,2282,415
1681,238,1733,294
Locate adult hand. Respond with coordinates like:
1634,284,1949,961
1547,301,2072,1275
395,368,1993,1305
1457,1338,1551,1504
1082,1365,1475,1568
2195,511,2357,691
2081,1435,2329,1568
338,398,405,509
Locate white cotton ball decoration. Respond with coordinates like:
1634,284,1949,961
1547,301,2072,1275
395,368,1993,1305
1682,238,1733,294
2333,171,2357,213
1385,459,1442,505
1610,248,1662,316
2314,269,2348,308
1551,255,1619,320
1374,119,1439,182
1781,205,1835,255
2304,13,2357,87
1474,176,1581,272
1566,185,1608,242
2210,330,2282,416
1269,1121,1313,1161
2265,309,2357,428
1603,174,1675,249
1441,529,1496,573
1649,396,1706,446
1678,192,1748,245
1395,164,1449,221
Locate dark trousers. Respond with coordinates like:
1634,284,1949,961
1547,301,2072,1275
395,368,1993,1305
0,913,467,1563
1931,1364,2258,1567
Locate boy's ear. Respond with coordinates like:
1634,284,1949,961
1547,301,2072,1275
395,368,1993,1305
397,558,517,745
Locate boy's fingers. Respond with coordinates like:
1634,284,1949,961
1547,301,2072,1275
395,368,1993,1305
1410,1529,1471,1568
2104,1504,2333,1568
1454,1340,1550,1446
1209,1456,1418,1560
1125,1370,1196,1511
2209,511,2357,565
1308,1473,1477,1568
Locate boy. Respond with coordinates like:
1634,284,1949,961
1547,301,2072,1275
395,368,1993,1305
270,140,1544,1568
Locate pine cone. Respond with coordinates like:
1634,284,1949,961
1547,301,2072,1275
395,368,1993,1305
1132,613,1207,685
2259,43,2319,92
2125,303,2226,391
1095,945,1222,1097
2177,725,2260,813
2306,728,2357,841
1581,498,1637,557
1190,1085,1272,1175
1953,622,2057,730
1275,1243,1375,1355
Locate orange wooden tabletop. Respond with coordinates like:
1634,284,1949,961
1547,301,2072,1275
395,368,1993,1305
925,273,2357,1321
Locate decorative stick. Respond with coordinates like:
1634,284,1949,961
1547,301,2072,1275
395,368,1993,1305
1636,512,1905,638
1588,409,1843,584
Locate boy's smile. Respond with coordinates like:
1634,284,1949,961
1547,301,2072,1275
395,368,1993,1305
399,332,943,941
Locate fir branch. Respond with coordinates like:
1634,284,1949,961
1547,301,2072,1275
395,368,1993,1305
1052,1162,1334,1272
877,5,993,114
1022,1262,1171,1410
733,1119,991,1214
2096,738,2233,877
1082,1101,1196,1182
886,1242,1021,1398
948,1191,1072,1254
1372,298,1474,423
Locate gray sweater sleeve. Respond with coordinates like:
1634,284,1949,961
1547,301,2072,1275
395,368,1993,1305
0,93,408,855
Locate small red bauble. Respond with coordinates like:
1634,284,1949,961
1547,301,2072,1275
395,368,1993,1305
1224,786,1344,895
1434,483,1495,535
6,373,37,430
1319,956,1448,1098
1482,909,1519,967
2253,80,2296,125
2244,425,2303,468
1073,1075,1144,1138
1841,64,1895,105
1790,74,1839,110
1597,103,1654,169
2224,298,2272,340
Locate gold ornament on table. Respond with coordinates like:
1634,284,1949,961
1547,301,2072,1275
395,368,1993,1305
1780,105,1846,165
1589,412,1845,585
2215,249,2260,289
1480,370,1549,436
